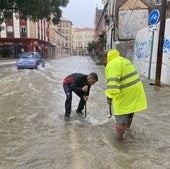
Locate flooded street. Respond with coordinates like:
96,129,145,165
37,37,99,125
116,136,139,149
0,56,170,169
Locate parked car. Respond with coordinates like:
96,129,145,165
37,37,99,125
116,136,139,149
16,52,45,69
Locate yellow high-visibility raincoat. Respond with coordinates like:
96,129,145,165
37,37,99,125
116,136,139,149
105,49,147,115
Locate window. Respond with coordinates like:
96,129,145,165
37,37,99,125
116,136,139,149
7,26,13,37
20,26,27,37
21,26,27,33
155,0,162,5
7,26,13,32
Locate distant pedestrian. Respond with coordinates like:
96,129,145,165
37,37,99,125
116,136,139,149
104,49,147,140
63,72,98,120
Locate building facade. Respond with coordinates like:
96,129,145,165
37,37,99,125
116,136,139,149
0,13,53,58
49,20,66,58
94,7,104,42
58,17,72,56
72,28,94,56
103,0,156,61
94,4,107,57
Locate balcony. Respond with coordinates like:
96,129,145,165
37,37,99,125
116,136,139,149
20,32,27,38
7,32,14,38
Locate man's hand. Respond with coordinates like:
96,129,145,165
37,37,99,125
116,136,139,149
82,85,88,92
107,97,112,105
83,95,88,101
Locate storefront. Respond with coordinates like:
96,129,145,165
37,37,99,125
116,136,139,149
0,38,54,58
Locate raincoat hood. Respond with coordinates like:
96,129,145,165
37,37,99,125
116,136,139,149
107,49,120,63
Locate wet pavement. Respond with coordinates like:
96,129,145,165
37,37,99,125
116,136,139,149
0,59,16,68
0,56,170,169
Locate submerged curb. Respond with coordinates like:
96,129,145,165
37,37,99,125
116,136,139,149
0,60,16,68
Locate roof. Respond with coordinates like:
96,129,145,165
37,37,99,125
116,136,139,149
60,17,72,23
72,28,94,33
120,0,148,10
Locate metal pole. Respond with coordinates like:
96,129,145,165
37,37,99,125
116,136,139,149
155,0,167,86
148,25,157,79
148,28,154,79
107,105,112,118
84,101,87,118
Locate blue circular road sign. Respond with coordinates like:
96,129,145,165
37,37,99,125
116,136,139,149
149,9,160,25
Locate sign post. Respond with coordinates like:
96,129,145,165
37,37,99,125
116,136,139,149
148,10,160,80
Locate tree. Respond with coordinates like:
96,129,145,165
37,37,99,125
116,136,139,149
97,31,106,49
87,41,98,54
0,0,69,25
87,31,106,55
0,47,12,58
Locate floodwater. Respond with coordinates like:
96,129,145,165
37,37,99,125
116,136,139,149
0,56,170,169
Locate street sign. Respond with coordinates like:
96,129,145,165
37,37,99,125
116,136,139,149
149,9,160,25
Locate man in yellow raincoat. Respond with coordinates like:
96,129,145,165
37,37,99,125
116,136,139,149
104,49,147,140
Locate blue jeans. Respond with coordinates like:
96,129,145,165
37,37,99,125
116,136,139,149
63,83,85,116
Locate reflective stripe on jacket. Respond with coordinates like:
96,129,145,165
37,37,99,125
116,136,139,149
105,50,147,115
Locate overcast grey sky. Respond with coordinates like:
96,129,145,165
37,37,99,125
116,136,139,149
62,0,104,28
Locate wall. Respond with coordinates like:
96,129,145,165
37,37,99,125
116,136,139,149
133,19,170,85
116,40,135,61
13,13,20,38
119,9,148,39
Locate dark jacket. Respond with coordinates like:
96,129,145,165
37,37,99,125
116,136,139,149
63,73,91,96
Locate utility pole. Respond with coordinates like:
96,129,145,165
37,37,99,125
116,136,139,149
155,0,167,86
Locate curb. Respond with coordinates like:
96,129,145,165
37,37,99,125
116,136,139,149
0,60,16,68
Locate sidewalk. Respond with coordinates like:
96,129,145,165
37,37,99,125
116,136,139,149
0,59,16,68
141,75,170,95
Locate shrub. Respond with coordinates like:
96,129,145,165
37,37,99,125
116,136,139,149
0,48,12,58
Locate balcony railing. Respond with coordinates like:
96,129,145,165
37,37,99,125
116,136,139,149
20,32,27,37
7,32,14,38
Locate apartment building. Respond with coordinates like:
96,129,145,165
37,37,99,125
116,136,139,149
0,13,54,58
72,28,94,56
58,17,72,56
49,21,66,58
97,0,156,61
0,12,73,58
94,6,104,42
94,6,105,56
